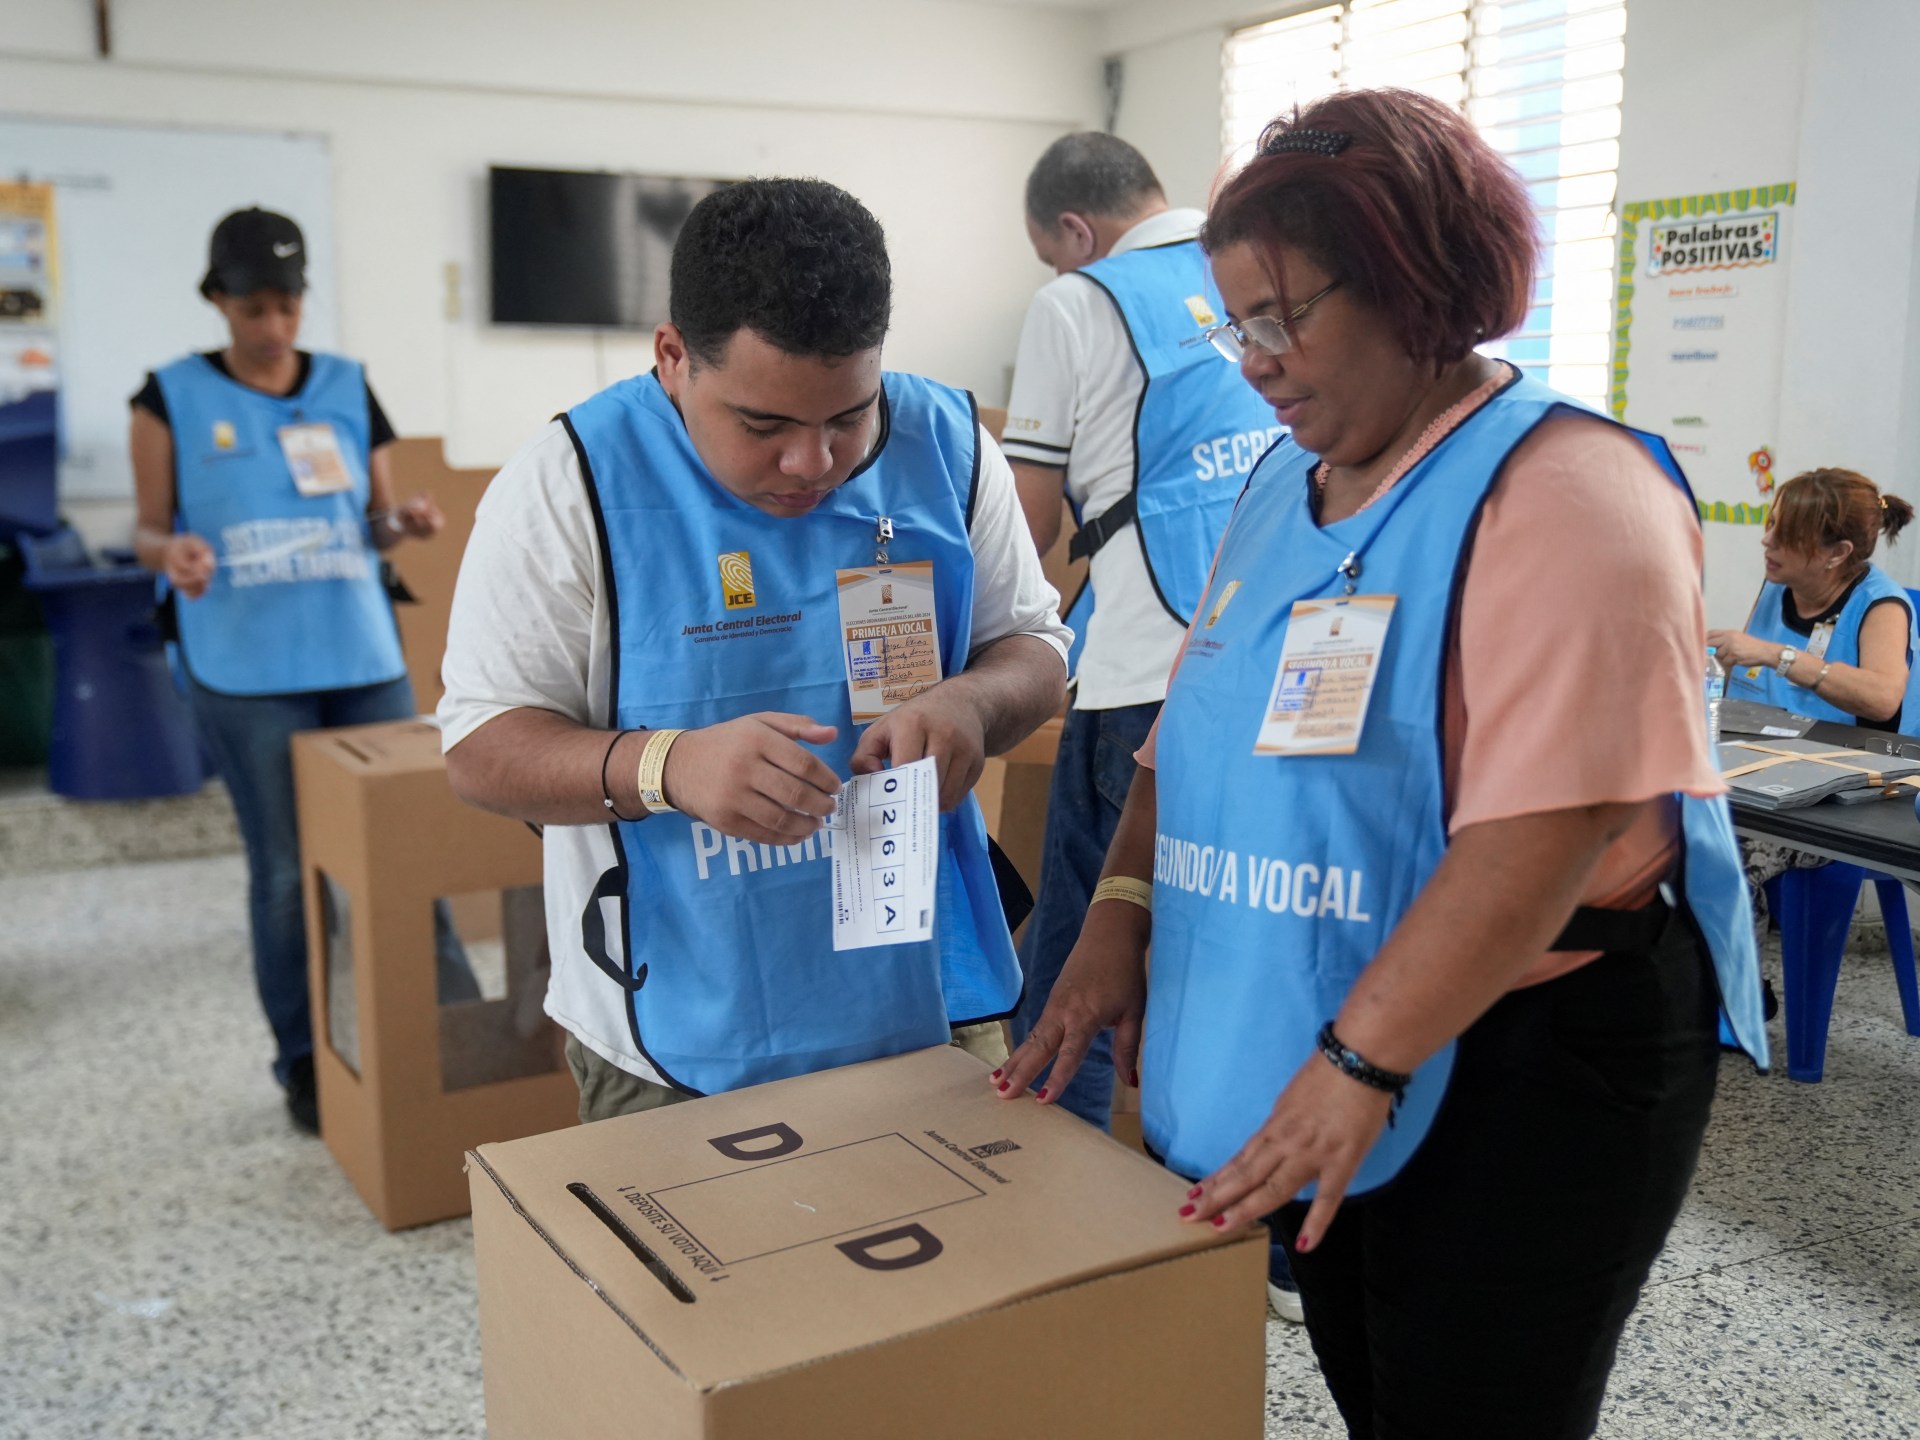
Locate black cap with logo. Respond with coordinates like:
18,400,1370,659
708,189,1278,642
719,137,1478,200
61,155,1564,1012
199,207,308,299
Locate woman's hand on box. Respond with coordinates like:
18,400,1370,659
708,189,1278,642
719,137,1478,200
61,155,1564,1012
1178,1053,1393,1251
992,900,1148,1104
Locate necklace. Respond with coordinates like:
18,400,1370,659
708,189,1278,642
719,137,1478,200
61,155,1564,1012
1313,365,1511,515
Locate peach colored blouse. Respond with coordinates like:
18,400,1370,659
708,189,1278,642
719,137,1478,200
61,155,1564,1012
1136,403,1724,988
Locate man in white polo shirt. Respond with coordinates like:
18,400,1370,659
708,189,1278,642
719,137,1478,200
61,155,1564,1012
1002,134,1299,1319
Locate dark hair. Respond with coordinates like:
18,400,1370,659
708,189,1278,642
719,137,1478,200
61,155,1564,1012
669,178,891,365
1203,89,1537,365
1767,467,1914,560
1025,132,1165,228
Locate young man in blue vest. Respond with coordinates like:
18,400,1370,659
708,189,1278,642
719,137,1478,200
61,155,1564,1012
440,178,1069,1120
1001,132,1301,1319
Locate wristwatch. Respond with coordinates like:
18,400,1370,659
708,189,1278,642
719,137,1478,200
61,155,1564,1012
1777,645,1798,677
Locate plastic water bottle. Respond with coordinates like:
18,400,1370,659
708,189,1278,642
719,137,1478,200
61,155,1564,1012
1705,645,1726,749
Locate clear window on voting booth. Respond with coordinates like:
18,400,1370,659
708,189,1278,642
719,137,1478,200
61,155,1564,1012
320,875,563,1090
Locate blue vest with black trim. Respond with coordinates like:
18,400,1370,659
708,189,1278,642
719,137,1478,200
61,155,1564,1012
566,370,1022,1096
155,352,403,696
1076,240,1283,627
1725,565,1920,728
1144,372,1769,1186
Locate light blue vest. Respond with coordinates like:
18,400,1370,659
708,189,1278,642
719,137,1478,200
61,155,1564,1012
1074,240,1284,628
1725,566,1920,728
156,352,403,696
1145,372,1769,1187
566,371,1022,1096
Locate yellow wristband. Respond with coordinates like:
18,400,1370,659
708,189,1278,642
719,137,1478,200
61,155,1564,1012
635,728,686,815
1091,876,1153,912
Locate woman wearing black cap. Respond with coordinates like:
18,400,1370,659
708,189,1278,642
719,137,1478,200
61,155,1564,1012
129,207,473,1133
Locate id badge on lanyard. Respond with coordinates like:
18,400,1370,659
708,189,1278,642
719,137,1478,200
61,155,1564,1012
835,517,942,724
1254,595,1397,756
277,422,354,497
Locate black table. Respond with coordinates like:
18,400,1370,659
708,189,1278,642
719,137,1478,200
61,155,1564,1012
1732,792,1920,882
1726,715,1920,881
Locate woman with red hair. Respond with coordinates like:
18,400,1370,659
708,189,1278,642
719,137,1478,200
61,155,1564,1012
1710,467,1918,728
997,89,1766,1437
1708,467,1919,933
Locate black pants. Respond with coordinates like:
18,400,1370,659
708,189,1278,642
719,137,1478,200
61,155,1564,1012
1272,914,1721,1440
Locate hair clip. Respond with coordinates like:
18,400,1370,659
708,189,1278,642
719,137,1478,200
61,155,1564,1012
1262,128,1352,158
1881,495,1890,510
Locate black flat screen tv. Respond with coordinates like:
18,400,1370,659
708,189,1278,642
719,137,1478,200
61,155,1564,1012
488,166,729,328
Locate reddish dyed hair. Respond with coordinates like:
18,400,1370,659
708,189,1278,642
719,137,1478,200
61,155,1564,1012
1767,467,1914,560
1204,88,1538,364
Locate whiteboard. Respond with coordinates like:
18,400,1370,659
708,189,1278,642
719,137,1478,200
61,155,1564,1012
0,116,337,502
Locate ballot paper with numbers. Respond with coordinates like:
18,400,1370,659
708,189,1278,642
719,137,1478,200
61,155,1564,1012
830,757,938,951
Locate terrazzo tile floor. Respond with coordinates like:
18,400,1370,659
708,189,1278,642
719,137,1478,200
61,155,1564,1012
2,854,1917,1438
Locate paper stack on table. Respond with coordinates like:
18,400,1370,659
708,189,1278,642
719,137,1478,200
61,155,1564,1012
1718,735,1920,810
1717,700,1816,740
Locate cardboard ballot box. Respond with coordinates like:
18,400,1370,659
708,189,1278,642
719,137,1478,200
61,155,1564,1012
382,436,498,714
468,1046,1265,1440
294,719,578,1230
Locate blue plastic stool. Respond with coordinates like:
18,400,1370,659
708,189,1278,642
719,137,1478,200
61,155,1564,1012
1766,865,1920,1082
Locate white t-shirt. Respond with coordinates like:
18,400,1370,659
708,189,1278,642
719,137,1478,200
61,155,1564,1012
438,405,1070,1084
1002,207,1210,711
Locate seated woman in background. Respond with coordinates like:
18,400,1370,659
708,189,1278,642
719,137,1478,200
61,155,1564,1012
1709,467,1918,731
1707,467,1919,933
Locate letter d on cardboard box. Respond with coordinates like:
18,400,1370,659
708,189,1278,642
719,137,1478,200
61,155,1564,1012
467,1046,1265,1439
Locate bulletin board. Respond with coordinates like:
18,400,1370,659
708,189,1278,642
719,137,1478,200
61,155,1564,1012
0,180,60,403
0,116,338,502
1610,182,1797,525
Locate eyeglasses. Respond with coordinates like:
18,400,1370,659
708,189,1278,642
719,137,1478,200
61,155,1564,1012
1204,280,1341,362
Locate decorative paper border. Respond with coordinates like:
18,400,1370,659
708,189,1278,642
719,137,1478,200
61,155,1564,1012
1609,182,1796,423
1697,500,1770,527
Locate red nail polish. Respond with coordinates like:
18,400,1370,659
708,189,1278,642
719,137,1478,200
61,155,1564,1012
1036,1087,1050,1101
1178,1203,1196,1218
991,1069,1002,1079
1210,1214,1228,1229
996,1080,1009,1092
1130,1069,1141,1088
1187,1185,1203,1200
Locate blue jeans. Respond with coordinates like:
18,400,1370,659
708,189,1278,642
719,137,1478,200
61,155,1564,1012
188,675,480,1086
1012,701,1161,1128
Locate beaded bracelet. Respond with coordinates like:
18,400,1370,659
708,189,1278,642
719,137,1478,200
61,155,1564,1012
1316,1022,1411,1126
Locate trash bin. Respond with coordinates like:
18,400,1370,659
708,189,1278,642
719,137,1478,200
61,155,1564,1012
0,390,60,540
0,535,53,766
19,527,204,800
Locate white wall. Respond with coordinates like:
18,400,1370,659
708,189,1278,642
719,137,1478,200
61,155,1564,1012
1110,26,1235,211
0,0,1103,539
1774,0,1920,594
1614,0,1920,621
1104,0,1268,207
1614,0,1813,626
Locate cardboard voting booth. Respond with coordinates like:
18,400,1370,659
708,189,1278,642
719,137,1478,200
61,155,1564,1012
383,436,497,714
468,1046,1265,1439
294,719,578,1230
